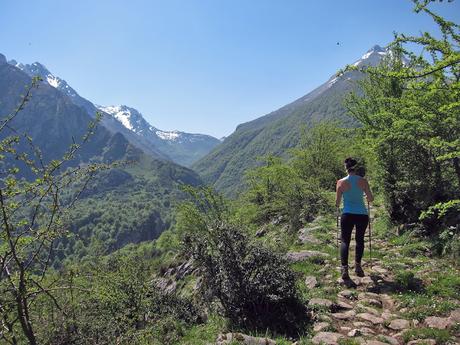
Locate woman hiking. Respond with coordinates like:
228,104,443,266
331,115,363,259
336,157,374,280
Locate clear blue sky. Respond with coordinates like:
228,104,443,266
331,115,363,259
1,0,459,138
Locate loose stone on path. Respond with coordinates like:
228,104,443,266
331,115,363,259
305,276,318,289
388,319,411,331
285,250,328,262
424,316,453,329
311,332,344,345
308,298,333,308
356,313,384,325
313,322,330,332
407,340,436,345
335,300,353,310
332,310,356,320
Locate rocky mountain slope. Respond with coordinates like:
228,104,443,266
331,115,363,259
98,104,221,166
7,58,220,166
192,45,388,196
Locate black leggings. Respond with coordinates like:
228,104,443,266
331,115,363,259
340,213,369,266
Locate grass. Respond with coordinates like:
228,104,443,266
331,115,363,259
426,272,460,299
397,293,458,321
338,339,361,345
402,327,452,345
179,315,228,345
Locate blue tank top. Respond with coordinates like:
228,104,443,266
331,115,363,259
342,175,368,215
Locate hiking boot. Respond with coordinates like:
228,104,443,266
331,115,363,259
355,263,365,277
341,265,350,280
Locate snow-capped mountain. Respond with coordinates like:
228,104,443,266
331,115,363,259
8,59,220,166
98,104,221,166
352,44,388,67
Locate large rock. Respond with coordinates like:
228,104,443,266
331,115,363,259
424,316,453,329
311,332,344,345
216,333,276,345
286,250,328,262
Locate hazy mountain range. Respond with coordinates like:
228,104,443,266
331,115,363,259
7,58,220,166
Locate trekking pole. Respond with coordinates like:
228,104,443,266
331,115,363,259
336,207,340,262
368,200,372,269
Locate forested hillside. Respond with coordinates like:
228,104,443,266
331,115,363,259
0,57,201,264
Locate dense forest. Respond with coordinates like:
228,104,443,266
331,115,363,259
1,1,459,344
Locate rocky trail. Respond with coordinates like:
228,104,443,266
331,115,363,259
216,213,460,345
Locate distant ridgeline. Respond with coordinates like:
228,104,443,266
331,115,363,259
0,54,201,264
7,58,221,167
192,45,388,197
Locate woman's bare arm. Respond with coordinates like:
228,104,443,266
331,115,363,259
362,178,374,203
336,180,343,208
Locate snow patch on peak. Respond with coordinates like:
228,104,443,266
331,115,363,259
327,76,339,87
46,75,61,88
97,105,134,131
156,130,181,141
353,44,389,67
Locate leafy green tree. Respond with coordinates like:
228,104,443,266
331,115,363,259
345,0,460,253
0,79,107,344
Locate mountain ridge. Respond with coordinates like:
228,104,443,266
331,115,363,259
192,45,389,196
6,57,220,166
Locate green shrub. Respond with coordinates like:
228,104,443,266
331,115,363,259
179,187,309,336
